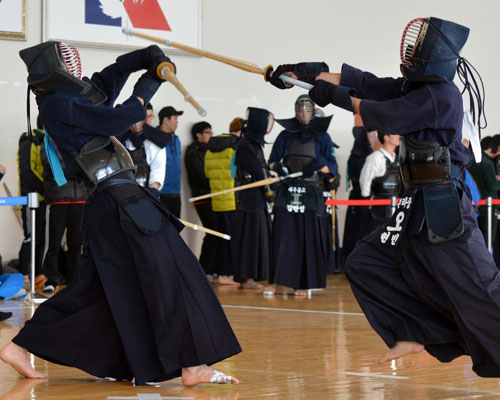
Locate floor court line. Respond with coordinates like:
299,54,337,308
222,304,364,316
340,372,409,379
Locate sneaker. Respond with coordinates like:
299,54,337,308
42,283,55,293
0,311,12,322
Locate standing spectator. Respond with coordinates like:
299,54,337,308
158,106,183,217
117,103,169,194
40,138,88,292
468,136,500,245
204,118,243,285
17,116,46,291
185,121,217,276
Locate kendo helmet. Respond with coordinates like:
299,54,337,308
19,41,106,104
400,17,470,82
295,94,315,125
243,107,274,144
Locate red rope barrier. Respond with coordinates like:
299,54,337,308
325,198,500,206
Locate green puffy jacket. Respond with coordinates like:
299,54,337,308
204,134,239,212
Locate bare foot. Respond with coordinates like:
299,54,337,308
181,364,239,386
241,279,264,290
0,342,48,379
378,341,425,364
294,290,308,297
217,276,239,286
263,285,276,295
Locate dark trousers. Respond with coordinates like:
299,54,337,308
43,203,85,284
194,200,218,275
345,191,500,377
159,194,181,218
18,203,46,276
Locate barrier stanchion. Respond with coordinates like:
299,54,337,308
25,193,47,303
487,197,493,254
391,196,397,216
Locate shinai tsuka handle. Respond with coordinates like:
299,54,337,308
157,62,207,116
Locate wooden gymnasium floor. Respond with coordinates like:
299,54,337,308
1,275,500,399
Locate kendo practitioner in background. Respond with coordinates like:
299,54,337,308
341,115,373,263
233,107,274,290
268,93,338,296
184,121,217,277
358,131,401,238
268,17,500,376
0,41,241,385
40,137,88,291
116,102,169,194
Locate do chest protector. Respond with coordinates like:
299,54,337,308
399,136,463,243
74,136,136,186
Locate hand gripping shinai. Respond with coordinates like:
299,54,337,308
155,61,207,116
188,171,303,203
153,60,207,116
123,28,313,90
178,219,231,241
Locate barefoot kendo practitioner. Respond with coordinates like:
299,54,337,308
233,107,275,290
0,41,241,385
268,93,338,296
267,17,500,376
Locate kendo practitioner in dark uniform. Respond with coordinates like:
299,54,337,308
358,131,402,237
267,17,500,375
0,41,241,385
233,107,274,290
268,93,338,296
342,116,373,263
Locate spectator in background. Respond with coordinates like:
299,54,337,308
17,116,46,291
158,106,183,217
205,118,244,285
117,103,169,194
468,136,500,245
185,121,217,277
40,138,88,292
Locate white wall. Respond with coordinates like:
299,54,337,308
1,0,499,261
